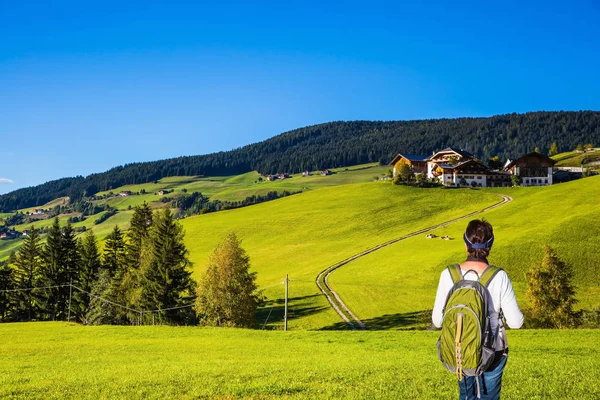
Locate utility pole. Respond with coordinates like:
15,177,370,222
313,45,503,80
284,274,289,331
67,280,72,322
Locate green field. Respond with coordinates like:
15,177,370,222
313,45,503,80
0,322,598,399
329,177,600,326
180,184,499,330
553,150,600,167
0,164,389,260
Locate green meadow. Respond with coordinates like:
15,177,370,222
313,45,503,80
329,176,600,327
0,323,598,399
553,150,600,167
0,164,389,260
180,184,499,330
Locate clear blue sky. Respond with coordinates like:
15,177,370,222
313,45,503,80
2,0,599,194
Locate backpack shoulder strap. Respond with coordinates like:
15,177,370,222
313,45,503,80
447,264,463,284
480,265,503,288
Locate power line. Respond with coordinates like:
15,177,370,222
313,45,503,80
0,284,71,293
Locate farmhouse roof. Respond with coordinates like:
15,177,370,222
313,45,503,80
435,163,455,169
426,147,474,161
453,159,490,171
504,152,557,170
389,153,429,165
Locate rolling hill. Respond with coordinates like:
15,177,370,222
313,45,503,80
3,165,599,331
2,111,600,211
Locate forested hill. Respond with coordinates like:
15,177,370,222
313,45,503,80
2,111,600,211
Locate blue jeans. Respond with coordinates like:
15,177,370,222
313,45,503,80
458,352,507,400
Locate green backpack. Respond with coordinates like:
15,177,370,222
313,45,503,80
437,265,502,386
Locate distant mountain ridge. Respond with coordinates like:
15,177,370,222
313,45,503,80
2,110,600,211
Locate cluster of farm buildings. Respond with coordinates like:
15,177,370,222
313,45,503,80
390,147,558,187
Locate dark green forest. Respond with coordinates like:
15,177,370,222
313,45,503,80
2,111,599,211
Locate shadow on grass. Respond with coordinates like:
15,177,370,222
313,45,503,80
319,309,433,331
256,294,329,330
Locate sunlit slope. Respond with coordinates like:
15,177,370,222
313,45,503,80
181,183,499,330
329,176,600,328
0,165,388,261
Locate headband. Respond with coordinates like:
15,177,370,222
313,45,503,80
463,232,494,249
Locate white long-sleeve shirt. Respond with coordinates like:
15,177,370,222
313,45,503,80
432,266,524,350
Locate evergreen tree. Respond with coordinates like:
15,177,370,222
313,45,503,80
85,269,117,325
125,202,153,271
0,262,16,322
61,221,81,287
103,226,126,278
100,225,128,323
195,232,263,328
526,245,579,328
548,142,559,157
13,225,43,321
118,203,154,321
74,230,101,321
40,218,67,320
141,208,196,324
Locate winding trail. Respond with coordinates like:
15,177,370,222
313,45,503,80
315,193,513,330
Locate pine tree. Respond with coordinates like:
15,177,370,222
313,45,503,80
195,232,263,328
125,202,153,271
85,269,117,325
14,225,43,321
74,230,101,321
0,262,16,322
526,245,579,328
61,223,81,312
548,142,559,157
141,208,196,324
103,226,126,278
40,218,67,320
119,203,154,314
100,225,128,323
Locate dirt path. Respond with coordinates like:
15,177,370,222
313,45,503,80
315,193,513,330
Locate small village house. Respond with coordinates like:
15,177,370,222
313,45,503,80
389,154,428,177
426,148,475,179
504,152,556,186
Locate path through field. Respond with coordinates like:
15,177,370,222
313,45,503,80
315,193,512,329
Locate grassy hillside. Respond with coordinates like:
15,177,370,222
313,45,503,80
180,184,499,330
1,322,598,399
553,150,600,167
329,176,600,328
0,164,388,260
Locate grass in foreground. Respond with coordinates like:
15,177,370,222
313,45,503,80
0,322,598,399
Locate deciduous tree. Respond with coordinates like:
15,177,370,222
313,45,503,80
196,232,263,328
526,245,579,328
548,142,559,157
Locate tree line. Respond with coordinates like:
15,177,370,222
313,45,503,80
2,111,600,211
0,204,197,325
0,203,263,328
